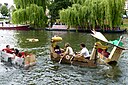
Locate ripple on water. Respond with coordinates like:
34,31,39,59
0,30,128,85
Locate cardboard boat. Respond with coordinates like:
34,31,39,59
50,31,125,67
0,51,36,69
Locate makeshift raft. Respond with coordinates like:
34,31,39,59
0,51,36,69
50,31,125,67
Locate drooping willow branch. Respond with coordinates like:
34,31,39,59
12,0,47,28
60,0,125,30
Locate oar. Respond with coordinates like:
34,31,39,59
59,56,64,64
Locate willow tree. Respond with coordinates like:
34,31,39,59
12,0,48,28
48,0,72,27
60,0,125,30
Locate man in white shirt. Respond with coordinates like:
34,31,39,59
76,43,90,59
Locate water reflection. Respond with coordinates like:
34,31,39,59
0,30,127,85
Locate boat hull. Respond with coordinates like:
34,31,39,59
0,25,30,30
50,51,97,67
0,51,36,69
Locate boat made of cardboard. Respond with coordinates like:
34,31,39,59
50,31,125,67
0,51,36,69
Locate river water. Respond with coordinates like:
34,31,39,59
0,30,128,85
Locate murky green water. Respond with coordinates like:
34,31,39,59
0,30,128,85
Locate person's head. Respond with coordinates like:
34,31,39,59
65,43,70,47
55,45,60,49
6,45,10,48
103,48,107,52
80,43,85,48
15,49,19,55
18,53,22,57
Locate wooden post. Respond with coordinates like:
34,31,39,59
107,36,124,62
90,43,97,60
24,55,30,65
108,46,123,62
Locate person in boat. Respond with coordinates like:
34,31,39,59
54,45,61,54
14,49,26,58
59,43,74,63
98,48,110,58
2,45,15,54
62,43,74,57
76,43,90,59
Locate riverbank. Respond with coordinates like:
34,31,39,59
121,19,128,29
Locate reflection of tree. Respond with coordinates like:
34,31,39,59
104,34,122,40
15,30,48,48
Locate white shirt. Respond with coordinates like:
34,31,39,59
80,47,90,58
65,47,74,55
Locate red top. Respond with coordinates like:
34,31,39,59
98,48,110,58
17,52,26,58
2,48,15,54
102,51,110,58
97,48,103,53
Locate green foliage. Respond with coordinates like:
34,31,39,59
12,0,48,28
48,0,72,22
0,5,9,16
60,0,125,30
14,0,46,12
12,4,47,28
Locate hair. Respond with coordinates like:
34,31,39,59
18,53,22,57
15,49,19,55
55,45,60,49
6,45,10,48
80,43,85,47
65,43,70,47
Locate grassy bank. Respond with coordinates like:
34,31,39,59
121,19,128,30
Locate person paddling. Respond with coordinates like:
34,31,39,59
54,45,61,54
76,43,90,59
14,49,26,58
2,45,15,54
59,43,74,63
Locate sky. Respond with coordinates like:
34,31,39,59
0,0,14,5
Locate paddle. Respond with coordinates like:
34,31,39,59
59,56,64,64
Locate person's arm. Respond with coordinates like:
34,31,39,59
84,55,90,58
65,47,69,54
63,47,69,56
